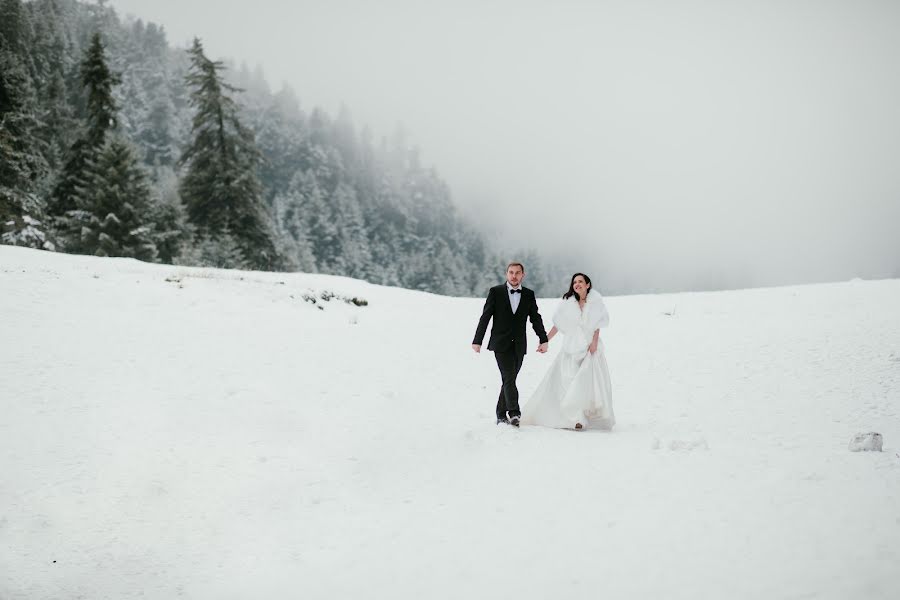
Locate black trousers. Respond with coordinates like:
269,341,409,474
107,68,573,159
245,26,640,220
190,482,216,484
494,349,525,419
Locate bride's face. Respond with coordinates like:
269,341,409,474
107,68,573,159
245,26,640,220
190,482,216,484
573,276,590,296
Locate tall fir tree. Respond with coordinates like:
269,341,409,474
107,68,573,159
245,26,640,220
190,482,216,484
178,37,276,270
47,31,181,262
80,31,117,146
49,32,119,217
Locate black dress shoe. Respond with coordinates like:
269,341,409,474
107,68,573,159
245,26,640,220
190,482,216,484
509,415,521,427
496,417,509,425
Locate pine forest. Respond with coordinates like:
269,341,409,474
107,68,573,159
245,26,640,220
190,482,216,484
0,0,562,296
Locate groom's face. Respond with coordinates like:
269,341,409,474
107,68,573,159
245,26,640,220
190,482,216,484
506,266,524,287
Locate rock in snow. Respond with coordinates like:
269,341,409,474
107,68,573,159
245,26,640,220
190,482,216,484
848,432,883,452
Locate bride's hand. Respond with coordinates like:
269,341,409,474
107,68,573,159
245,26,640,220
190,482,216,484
589,341,598,354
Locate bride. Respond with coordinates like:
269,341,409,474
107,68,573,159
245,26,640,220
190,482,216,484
521,273,615,431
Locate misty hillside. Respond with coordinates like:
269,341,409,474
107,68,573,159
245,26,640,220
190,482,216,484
0,0,562,296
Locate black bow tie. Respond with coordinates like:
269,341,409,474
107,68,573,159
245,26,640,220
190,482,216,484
509,289,521,294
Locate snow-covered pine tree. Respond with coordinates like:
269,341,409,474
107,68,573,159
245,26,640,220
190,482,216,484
60,136,158,260
273,172,317,272
36,69,76,174
25,1,77,175
47,31,180,263
273,195,316,273
179,37,276,270
49,32,119,219
148,167,192,264
289,168,336,270
331,181,370,279
115,51,150,158
80,31,119,146
118,19,179,171
0,47,51,249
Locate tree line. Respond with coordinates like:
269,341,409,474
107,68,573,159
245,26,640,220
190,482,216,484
0,0,564,296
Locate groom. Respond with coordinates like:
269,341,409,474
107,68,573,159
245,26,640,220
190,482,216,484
472,262,549,427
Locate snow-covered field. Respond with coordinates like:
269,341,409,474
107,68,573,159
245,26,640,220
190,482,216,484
2,245,899,599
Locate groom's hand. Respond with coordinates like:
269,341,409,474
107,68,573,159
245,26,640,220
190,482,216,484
537,342,548,353
471,344,481,353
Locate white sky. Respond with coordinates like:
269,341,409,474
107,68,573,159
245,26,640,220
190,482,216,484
109,0,900,292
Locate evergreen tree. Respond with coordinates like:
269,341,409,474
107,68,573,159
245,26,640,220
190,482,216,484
49,32,119,217
36,69,76,172
179,37,276,270
0,48,50,248
290,168,335,269
148,167,192,263
331,181,369,278
273,186,316,272
28,1,77,174
58,137,158,260
80,31,118,146
46,31,177,263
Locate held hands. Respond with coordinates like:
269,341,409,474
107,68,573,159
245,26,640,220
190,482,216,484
537,342,549,354
471,344,481,353
589,329,600,354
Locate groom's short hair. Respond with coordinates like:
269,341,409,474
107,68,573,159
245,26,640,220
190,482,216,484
507,262,525,273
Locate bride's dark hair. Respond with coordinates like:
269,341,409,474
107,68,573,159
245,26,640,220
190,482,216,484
563,273,592,301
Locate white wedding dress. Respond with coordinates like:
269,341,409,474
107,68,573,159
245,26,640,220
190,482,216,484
521,291,615,430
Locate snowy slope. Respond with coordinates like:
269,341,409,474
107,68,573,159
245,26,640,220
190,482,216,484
2,245,899,600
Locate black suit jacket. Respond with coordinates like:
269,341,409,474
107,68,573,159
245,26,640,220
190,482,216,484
472,284,548,355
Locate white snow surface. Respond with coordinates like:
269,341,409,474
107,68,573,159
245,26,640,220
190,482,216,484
2,245,900,599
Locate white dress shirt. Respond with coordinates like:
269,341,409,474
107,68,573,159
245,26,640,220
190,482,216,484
506,282,522,314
